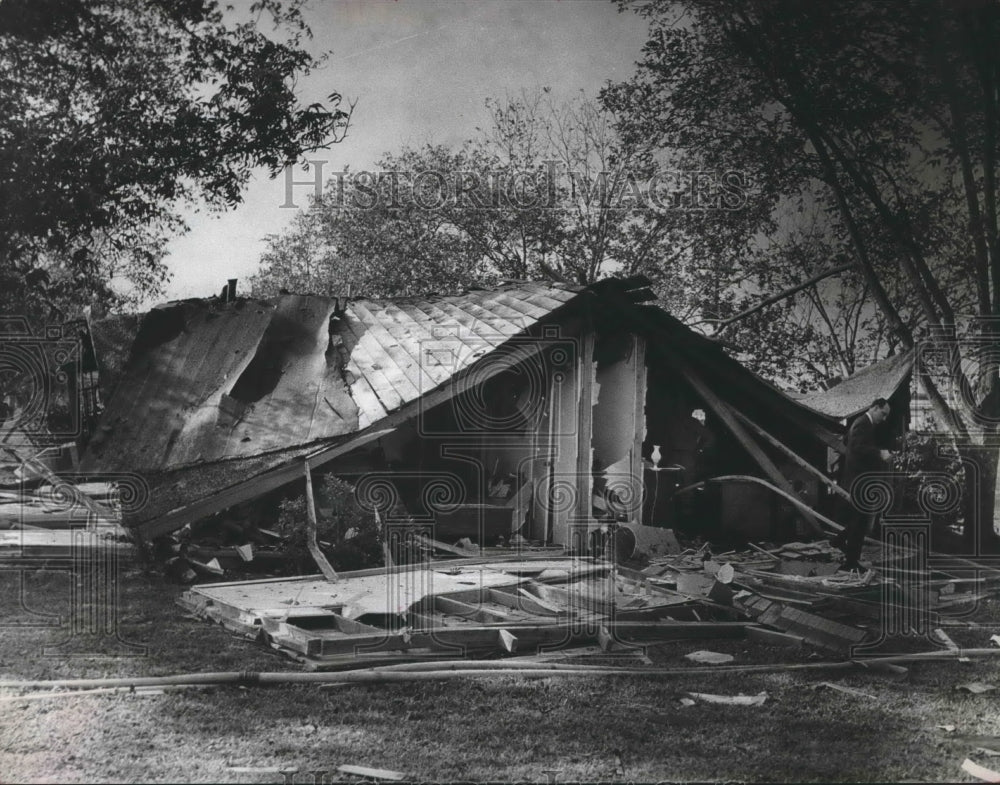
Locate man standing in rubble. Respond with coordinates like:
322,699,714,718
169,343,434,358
836,397,894,570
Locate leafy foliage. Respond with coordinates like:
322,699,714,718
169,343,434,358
0,0,351,319
276,474,383,573
249,90,746,311
605,0,1000,546
605,0,998,398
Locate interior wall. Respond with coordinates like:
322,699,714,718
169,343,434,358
548,345,581,546
591,332,646,525
592,333,638,476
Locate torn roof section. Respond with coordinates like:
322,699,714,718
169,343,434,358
81,282,582,474
795,350,915,420
83,276,845,538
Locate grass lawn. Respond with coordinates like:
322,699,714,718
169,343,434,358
1,559,1000,783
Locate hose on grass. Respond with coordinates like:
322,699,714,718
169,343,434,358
2,647,1000,694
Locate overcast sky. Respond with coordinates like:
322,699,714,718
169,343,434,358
158,0,650,303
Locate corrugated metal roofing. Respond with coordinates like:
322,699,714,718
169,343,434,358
796,350,914,419
82,283,583,473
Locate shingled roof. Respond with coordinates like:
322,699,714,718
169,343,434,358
82,282,583,474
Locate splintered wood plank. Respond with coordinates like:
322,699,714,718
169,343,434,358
529,581,616,616
274,619,755,659
498,628,518,653
604,621,753,641
732,408,850,501
674,357,792,493
490,587,565,617
291,623,585,656
433,595,512,624
746,625,805,649
406,610,439,629
337,765,406,782
757,603,868,652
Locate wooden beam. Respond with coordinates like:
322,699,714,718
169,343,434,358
304,461,338,583
576,328,595,532
486,587,565,617
668,355,825,536
712,263,853,332
730,408,850,502
414,533,479,558
746,625,805,649
337,765,405,782
278,619,757,657
434,595,511,623
675,475,846,534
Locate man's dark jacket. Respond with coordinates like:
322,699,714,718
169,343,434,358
841,413,882,488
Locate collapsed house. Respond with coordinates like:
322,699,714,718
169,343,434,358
80,276,849,552
63,278,997,668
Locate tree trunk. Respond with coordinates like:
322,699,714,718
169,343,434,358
960,442,1000,554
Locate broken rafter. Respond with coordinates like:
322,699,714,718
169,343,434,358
674,475,845,534
730,408,851,502
710,264,853,333
303,461,338,583
575,325,596,526
667,355,825,536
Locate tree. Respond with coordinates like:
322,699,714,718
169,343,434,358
0,0,351,319
251,89,756,322
604,0,1000,549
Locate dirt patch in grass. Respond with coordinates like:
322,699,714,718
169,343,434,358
1,562,1000,782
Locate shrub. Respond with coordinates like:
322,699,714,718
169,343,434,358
276,474,383,573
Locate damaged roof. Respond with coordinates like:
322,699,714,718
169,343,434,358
82,282,582,474
796,350,914,420
84,277,842,537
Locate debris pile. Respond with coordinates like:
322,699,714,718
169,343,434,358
179,536,1000,670
0,479,129,558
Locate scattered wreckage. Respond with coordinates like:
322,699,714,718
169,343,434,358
1,276,996,680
